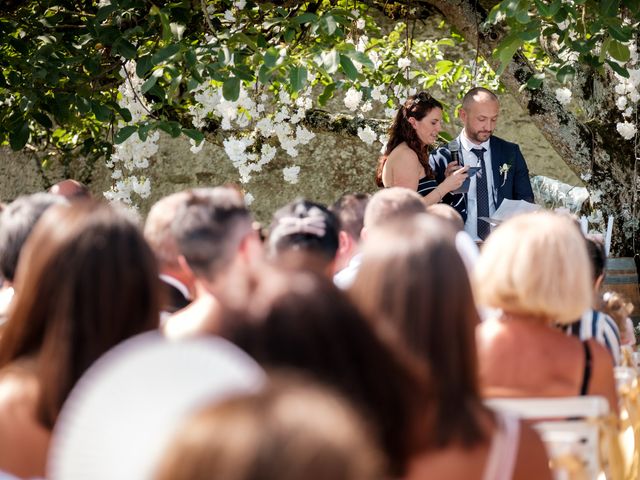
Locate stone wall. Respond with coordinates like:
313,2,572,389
0,91,582,224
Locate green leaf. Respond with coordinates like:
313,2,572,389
157,120,181,137
435,60,454,75
222,76,240,101
342,49,374,69
339,55,358,80
486,3,504,24
534,0,551,17
91,102,112,122
547,0,562,16
95,4,117,23
114,125,137,144
117,107,132,123
113,38,137,60
319,14,337,35
607,39,630,63
606,59,629,77
289,65,308,92
141,75,158,94
605,18,632,42
292,12,318,24
152,44,181,64
32,111,52,129
600,0,621,16
263,48,278,68
318,83,336,105
556,64,576,83
515,9,531,24
524,73,544,90
136,55,154,77
182,128,205,143
494,34,524,75
9,121,29,150
321,49,340,74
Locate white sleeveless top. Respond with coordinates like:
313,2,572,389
483,411,520,480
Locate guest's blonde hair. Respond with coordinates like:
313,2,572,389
474,212,592,324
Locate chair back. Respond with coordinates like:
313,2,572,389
486,396,614,480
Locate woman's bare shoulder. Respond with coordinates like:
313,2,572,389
386,143,421,168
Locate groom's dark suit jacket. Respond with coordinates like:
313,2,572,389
430,135,535,221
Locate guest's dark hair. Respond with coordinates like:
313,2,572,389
0,201,160,428
0,193,67,282
268,199,339,264
376,91,443,187
350,213,486,449
172,187,253,281
218,264,429,477
585,234,606,284
330,193,370,241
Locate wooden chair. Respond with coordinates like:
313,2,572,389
486,396,619,480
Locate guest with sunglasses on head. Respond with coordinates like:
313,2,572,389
376,92,468,211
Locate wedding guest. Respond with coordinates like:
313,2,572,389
48,179,91,200
350,214,551,480
0,193,67,328
334,187,426,289
218,264,429,477
431,87,534,241
426,203,479,274
563,235,621,365
144,191,194,317
475,212,618,412
376,92,468,209
601,291,636,347
267,199,339,278
330,193,369,288
0,201,160,479
154,378,385,480
163,187,262,340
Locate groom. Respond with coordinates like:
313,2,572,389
431,87,534,241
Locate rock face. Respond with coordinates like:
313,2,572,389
0,92,580,223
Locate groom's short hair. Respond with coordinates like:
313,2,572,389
462,87,499,109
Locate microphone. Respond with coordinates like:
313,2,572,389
448,139,461,165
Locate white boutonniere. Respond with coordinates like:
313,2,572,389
499,163,511,187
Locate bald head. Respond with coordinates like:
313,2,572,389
364,187,426,229
426,203,464,232
49,179,90,199
460,88,500,145
461,87,499,110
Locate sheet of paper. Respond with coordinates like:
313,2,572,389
479,199,541,226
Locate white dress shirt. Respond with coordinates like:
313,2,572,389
460,131,496,240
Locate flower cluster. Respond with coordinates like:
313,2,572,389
612,43,639,141
105,61,156,206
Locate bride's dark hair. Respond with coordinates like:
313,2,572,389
375,92,443,187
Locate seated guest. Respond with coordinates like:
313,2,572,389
350,214,551,480
563,235,621,365
144,191,195,317
48,179,91,200
0,193,67,328
267,199,340,278
163,187,262,340
426,203,479,274
218,264,429,478
0,201,159,479
334,187,426,289
154,378,385,480
601,291,636,347
474,212,618,412
330,193,369,289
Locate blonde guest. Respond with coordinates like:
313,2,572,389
475,212,618,412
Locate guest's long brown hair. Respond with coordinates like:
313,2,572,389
350,213,487,449
0,201,160,429
375,92,443,187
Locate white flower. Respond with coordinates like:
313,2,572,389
397,57,411,69
283,165,301,184
244,192,254,206
234,0,246,8
617,121,637,140
224,10,236,22
616,96,628,110
111,169,123,179
357,126,377,145
344,88,362,111
556,19,569,30
385,107,396,119
623,107,634,117
259,144,277,165
630,89,640,103
190,138,205,154
170,23,185,40
588,208,604,226
555,87,572,106
378,134,388,154
223,136,249,164
98,0,111,7
356,18,366,30
615,83,627,95
295,126,315,144
580,172,592,182
132,177,151,199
